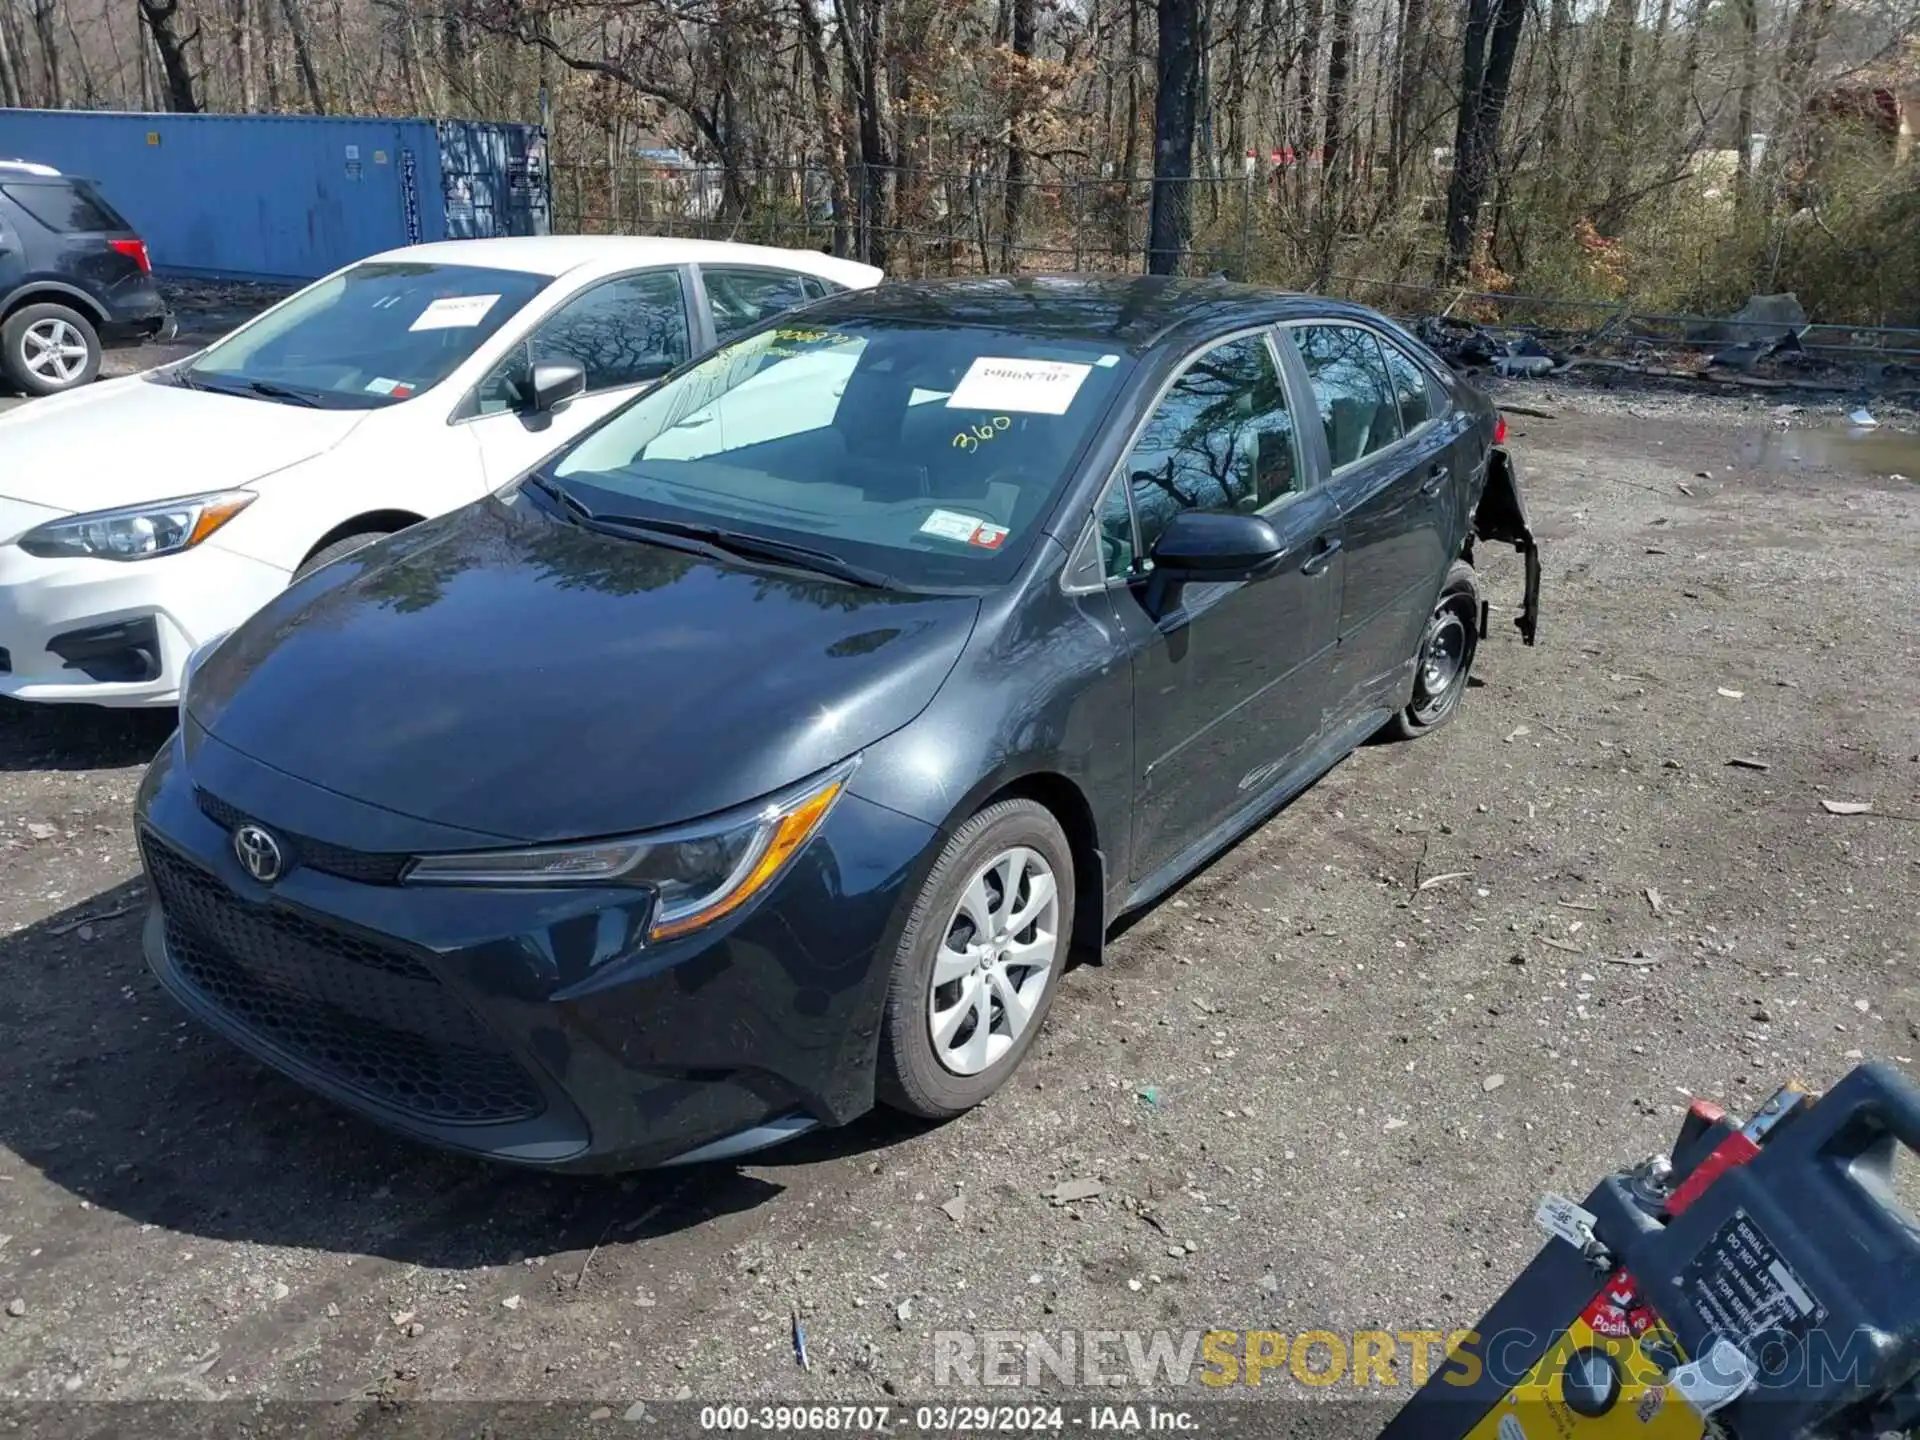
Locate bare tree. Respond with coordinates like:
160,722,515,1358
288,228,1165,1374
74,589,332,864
1441,0,1527,275
278,0,327,111
1147,0,1199,271
0,5,24,107
138,0,202,110
30,0,63,107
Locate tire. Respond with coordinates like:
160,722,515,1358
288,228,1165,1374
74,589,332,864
2,303,102,397
877,798,1075,1119
1384,559,1481,740
294,531,389,580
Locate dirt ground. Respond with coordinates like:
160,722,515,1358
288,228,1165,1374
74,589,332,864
0,384,1916,1435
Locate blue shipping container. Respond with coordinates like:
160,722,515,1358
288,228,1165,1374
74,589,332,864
0,109,551,282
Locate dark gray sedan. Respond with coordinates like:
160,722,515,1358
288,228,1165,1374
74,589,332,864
136,275,1540,1170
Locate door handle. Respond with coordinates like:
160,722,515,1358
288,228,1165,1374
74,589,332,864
1300,536,1343,576
1420,464,1449,496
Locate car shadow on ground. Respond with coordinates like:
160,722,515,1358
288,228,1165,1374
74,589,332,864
0,878,943,1267
0,700,177,772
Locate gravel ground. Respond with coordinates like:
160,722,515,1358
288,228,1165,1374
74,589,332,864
0,389,1915,1434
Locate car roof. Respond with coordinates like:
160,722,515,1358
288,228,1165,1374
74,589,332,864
0,160,64,178
358,235,883,288
795,274,1374,354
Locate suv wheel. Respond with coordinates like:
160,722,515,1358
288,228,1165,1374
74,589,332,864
2,303,102,396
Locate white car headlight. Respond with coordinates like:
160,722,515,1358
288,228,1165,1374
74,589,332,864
403,761,854,941
17,490,255,562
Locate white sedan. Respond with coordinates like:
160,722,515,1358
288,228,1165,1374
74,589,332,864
0,236,880,707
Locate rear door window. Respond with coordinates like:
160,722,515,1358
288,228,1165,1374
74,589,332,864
702,267,820,343
1378,335,1441,431
1292,324,1406,469
0,180,128,233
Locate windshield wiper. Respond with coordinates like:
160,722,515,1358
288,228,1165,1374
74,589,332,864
232,378,323,407
588,513,904,591
184,372,323,408
523,471,593,523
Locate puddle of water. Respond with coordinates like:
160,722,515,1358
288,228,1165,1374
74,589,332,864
1738,425,1920,480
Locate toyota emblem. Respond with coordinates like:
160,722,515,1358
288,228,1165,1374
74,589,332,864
233,823,284,883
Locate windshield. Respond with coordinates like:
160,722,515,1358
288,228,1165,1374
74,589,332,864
180,261,550,409
548,319,1134,587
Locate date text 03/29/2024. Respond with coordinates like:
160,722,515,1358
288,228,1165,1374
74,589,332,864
696,1404,1200,1432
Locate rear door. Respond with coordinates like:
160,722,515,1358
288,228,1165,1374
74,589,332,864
1281,321,1454,719
464,266,695,486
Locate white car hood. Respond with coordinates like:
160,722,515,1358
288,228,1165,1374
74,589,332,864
0,375,367,515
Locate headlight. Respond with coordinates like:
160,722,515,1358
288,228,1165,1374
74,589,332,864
403,761,854,941
17,490,255,561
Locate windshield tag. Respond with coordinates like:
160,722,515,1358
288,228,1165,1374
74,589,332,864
920,509,995,544
947,358,1091,416
410,294,501,331
365,376,408,396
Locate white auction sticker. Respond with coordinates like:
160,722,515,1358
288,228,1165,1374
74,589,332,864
947,357,1092,415
411,294,502,331
919,509,990,543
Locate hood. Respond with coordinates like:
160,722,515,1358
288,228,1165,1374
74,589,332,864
0,375,365,514
188,498,981,842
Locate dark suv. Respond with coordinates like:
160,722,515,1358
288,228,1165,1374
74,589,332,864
0,163,172,396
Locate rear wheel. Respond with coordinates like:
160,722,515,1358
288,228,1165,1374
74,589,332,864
2,303,102,396
1385,559,1480,739
878,798,1074,1119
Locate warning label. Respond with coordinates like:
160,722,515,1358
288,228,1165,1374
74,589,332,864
1679,1208,1828,1345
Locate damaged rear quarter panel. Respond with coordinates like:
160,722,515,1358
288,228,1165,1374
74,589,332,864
1473,445,1542,645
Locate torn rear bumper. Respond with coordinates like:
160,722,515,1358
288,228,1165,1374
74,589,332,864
1474,446,1540,645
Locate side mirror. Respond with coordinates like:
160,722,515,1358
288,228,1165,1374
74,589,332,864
1144,510,1286,617
528,360,586,415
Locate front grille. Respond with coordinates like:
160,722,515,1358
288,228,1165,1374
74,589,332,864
195,788,411,885
143,834,544,1125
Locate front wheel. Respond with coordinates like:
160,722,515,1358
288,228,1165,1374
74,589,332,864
2,303,102,396
1385,559,1481,740
877,798,1074,1119
294,530,390,580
